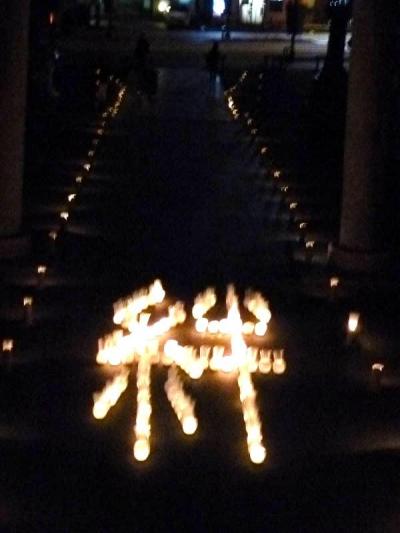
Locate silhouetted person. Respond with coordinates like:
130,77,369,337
221,10,231,41
133,34,157,102
205,41,222,82
286,0,300,61
134,33,151,70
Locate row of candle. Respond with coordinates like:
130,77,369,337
191,287,217,319
96,308,185,367
92,368,130,419
133,353,152,461
226,71,322,257
113,279,166,326
165,365,198,435
226,287,267,464
1,74,128,356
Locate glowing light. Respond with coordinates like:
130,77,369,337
299,222,307,229
158,0,170,12
330,277,339,288
289,202,298,210
92,369,129,419
372,363,384,372
37,265,47,275
76,176,83,184
273,170,281,178
213,0,225,16
2,339,13,352
244,291,272,324
192,288,216,319
83,163,91,172
68,194,76,203
23,296,33,307
94,281,284,464
258,349,272,374
249,442,266,464
133,353,152,461
48,230,58,240
134,439,150,461
113,279,166,326
254,322,268,337
165,365,198,435
195,317,208,333
208,320,219,334
88,150,95,158
281,186,289,193
272,349,286,375
60,211,69,221
305,241,315,248
260,147,268,155
348,312,360,333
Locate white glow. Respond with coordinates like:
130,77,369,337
158,0,170,12
2,339,13,352
195,317,208,333
348,312,360,333
213,0,225,16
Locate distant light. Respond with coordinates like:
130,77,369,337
23,296,33,307
249,442,266,464
330,277,339,288
158,0,170,12
348,312,360,333
372,363,384,372
37,265,47,275
134,439,150,461
2,339,14,352
213,0,225,16
182,415,198,435
49,12,55,25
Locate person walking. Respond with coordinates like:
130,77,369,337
286,0,300,61
205,41,222,82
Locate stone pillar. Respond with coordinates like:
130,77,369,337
0,0,31,257
331,0,398,271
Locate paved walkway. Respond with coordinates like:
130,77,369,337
1,31,400,531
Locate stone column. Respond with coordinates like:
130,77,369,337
331,0,398,271
0,0,31,257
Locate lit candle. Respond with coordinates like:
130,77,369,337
348,312,360,333
330,277,339,288
272,349,286,375
2,339,13,352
